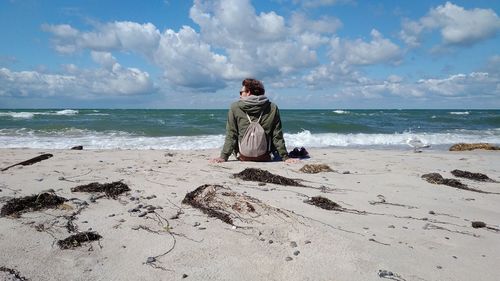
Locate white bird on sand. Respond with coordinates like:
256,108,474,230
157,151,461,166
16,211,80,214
406,137,430,153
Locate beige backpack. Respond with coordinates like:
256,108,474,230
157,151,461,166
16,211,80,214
238,112,269,158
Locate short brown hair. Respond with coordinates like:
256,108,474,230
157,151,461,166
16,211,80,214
242,78,265,96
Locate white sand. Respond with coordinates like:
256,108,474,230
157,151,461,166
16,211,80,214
0,148,499,281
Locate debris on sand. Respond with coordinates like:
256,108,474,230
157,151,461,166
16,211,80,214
183,184,272,225
471,221,486,228
421,173,490,194
71,181,130,199
449,143,499,151
451,169,496,182
0,192,67,217
57,231,102,249
1,153,53,171
0,266,29,281
470,221,500,232
233,168,304,186
304,196,342,210
299,164,334,174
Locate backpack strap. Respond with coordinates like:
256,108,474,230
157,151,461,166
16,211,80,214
245,111,263,123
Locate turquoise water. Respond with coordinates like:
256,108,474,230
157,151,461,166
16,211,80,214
0,109,499,150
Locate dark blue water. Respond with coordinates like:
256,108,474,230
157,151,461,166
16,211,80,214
0,109,498,150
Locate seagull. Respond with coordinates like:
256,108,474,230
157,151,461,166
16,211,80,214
406,137,430,153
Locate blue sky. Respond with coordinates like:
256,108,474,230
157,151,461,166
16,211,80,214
0,0,499,109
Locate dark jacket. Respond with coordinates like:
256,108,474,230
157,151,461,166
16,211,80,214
220,99,289,161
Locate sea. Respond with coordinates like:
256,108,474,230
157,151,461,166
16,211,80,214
0,109,499,151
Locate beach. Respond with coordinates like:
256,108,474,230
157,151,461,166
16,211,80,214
1,147,499,281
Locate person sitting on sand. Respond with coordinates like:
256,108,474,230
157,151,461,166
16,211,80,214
211,78,297,163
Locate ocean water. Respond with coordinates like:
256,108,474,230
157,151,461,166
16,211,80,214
0,109,499,151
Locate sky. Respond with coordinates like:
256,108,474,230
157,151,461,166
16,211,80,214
0,0,499,109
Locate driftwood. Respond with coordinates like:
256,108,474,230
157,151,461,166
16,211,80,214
1,154,53,171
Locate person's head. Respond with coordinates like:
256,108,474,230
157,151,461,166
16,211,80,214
240,78,265,97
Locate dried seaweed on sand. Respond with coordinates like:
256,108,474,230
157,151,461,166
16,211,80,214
299,164,334,174
0,192,67,217
0,266,29,281
304,196,341,210
182,184,263,225
57,231,102,249
234,168,304,186
71,181,130,199
421,173,492,194
451,169,496,182
182,184,291,227
449,143,499,151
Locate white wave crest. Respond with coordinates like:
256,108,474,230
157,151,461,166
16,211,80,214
0,129,499,150
0,112,35,119
449,111,469,115
55,109,79,115
333,110,349,114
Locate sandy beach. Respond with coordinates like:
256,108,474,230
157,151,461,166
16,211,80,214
0,147,499,281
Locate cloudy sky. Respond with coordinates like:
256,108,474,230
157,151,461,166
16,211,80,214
0,0,499,109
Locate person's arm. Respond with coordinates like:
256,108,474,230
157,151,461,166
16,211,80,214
219,108,238,161
271,107,291,161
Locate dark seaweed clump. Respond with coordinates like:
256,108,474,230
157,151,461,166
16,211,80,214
0,266,29,281
57,231,102,249
182,184,233,225
234,168,304,186
471,221,487,228
304,196,342,210
451,170,495,182
71,181,130,199
0,193,67,217
421,173,494,194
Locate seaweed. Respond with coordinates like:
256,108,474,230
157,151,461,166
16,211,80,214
299,164,334,174
0,192,67,217
451,169,496,182
71,181,130,199
233,168,304,186
182,185,233,224
0,266,29,281
1,154,53,171
421,173,489,193
57,231,102,249
449,143,499,151
304,196,342,210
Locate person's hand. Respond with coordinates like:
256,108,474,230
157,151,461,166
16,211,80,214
284,158,299,164
210,157,226,163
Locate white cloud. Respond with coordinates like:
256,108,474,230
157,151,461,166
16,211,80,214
330,29,403,65
154,26,242,91
400,2,500,47
290,13,342,35
335,71,500,102
0,63,155,97
43,21,161,55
